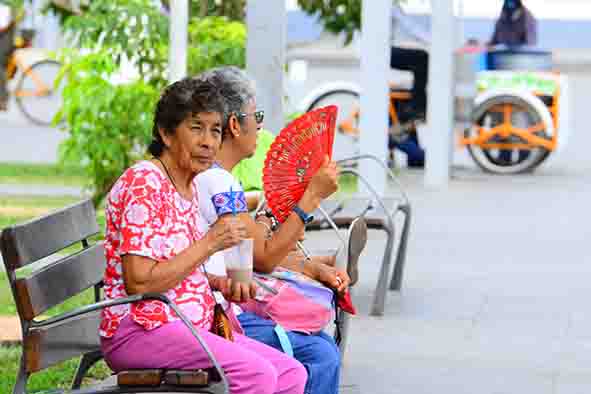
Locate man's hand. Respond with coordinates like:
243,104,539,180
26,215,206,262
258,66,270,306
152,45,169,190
315,264,350,294
299,156,339,212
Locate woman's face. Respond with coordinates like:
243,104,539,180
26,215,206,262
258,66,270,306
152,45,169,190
163,111,223,174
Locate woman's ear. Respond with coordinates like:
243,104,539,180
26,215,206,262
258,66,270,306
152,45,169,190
228,113,241,138
158,127,172,149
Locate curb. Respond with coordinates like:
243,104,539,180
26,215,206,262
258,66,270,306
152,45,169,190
0,184,85,197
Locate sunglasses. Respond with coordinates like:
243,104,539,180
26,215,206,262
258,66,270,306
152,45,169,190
236,110,264,124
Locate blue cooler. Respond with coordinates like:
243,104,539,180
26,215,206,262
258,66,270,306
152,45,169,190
486,46,553,71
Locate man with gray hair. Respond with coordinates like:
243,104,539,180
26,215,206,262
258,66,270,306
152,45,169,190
196,66,348,394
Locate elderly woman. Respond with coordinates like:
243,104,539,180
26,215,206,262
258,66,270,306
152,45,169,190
196,66,347,394
99,77,307,394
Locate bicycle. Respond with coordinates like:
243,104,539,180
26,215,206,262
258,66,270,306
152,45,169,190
303,69,559,175
3,11,63,126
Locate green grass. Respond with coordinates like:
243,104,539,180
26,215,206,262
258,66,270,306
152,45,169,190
0,270,99,316
0,194,106,316
0,195,81,230
0,192,111,391
0,162,86,186
0,345,111,393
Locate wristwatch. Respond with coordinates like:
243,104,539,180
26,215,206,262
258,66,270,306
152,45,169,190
292,205,314,225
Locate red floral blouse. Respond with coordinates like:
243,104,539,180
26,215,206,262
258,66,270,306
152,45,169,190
99,161,215,338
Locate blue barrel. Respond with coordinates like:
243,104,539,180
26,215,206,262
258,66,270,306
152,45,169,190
486,46,553,71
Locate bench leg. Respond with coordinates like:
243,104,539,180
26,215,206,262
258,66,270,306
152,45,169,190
13,358,28,394
389,203,411,291
337,289,353,362
71,350,103,389
371,225,395,316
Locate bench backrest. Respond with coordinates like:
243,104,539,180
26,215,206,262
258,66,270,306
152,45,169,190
0,199,105,373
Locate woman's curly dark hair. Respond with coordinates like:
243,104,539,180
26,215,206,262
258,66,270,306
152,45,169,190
148,77,227,157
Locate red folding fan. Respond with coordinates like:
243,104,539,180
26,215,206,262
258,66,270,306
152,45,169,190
263,105,337,223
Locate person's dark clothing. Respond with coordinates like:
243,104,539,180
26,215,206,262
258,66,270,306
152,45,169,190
490,5,537,46
0,28,13,104
390,46,429,120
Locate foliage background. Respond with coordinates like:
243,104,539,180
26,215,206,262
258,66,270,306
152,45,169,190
49,0,246,206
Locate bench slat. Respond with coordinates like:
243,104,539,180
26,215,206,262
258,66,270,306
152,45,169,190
1,199,99,270
25,312,101,373
15,243,106,320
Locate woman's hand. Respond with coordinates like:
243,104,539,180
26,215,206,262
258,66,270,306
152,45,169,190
205,216,248,254
214,276,257,303
299,156,339,212
315,264,350,294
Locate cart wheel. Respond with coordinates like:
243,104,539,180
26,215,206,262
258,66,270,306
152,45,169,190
15,60,63,126
465,94,552,174
307,89,360,158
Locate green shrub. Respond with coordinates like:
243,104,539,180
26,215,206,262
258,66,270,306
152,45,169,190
188,16,246,77
55,51,159,206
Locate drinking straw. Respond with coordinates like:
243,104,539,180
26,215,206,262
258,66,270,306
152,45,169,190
230,186,236,216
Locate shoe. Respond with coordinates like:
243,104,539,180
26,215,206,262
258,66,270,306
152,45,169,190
0,98,7,111
394,136,425,168
346,217,367,287
407,158,425,168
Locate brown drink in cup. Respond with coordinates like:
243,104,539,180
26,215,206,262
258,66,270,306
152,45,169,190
225,238,254,285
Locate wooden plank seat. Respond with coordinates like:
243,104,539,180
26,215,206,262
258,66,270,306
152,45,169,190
0,199,228,394
117,369,210,387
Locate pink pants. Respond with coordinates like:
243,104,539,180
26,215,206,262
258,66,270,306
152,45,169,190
101,316,307,394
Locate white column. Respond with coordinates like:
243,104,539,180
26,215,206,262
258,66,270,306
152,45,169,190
168,0,189,83
424,0,456,188
246,1,286,135
359,0,391,195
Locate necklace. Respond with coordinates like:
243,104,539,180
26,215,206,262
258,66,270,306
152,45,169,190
155,156,177,191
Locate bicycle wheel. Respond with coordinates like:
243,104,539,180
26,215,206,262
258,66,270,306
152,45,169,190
465,94,552,174
15,60,63,126
307,89,360,158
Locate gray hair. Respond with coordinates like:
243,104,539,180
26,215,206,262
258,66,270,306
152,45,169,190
197,66,257,129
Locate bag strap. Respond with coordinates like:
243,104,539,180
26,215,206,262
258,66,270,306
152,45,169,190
332,290,343,346
274,325,294,357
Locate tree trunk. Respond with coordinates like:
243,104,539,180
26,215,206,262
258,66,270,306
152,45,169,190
199,0,208,17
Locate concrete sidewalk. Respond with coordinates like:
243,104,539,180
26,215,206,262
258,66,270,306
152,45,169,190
304,163,591,392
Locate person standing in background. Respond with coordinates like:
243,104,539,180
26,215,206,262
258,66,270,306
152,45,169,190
490,0,537,47
489,0,538,164
0,4,14,111
389,2,431,168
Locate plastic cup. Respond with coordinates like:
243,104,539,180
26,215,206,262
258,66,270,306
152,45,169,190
224,238,254,285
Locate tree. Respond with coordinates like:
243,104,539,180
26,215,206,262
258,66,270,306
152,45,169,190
297,0,403,44
297,0,362,44
53,0,246,206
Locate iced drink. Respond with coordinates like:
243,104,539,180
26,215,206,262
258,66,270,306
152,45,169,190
225,238,254,285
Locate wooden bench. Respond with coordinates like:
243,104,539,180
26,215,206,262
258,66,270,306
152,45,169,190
0,199,228,394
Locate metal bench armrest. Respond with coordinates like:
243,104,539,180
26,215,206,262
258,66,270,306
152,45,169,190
33,293,229,394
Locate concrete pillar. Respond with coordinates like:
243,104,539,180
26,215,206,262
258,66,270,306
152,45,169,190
246,0,286,135
359,0,391,195
424,0,456,188
168,0,189,83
